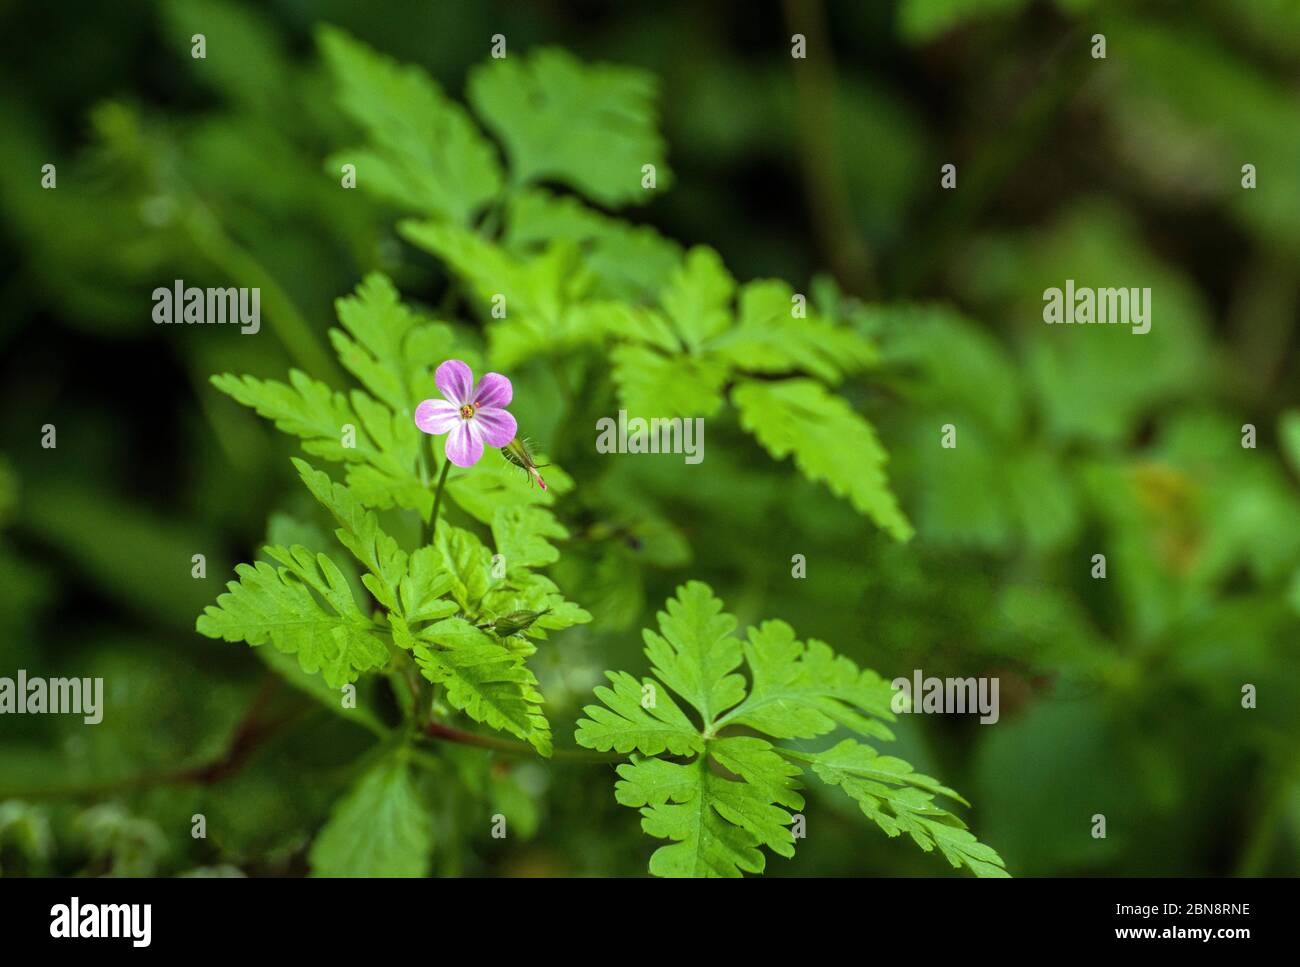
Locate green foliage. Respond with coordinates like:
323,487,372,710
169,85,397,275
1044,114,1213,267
309,753,433,876
505,188,682,300
200,263,590,760
322,28,910,541
467,47,670,206
0,802,53,876
733,378,913,541
196,545,389,689
319,25,502,223
402,214,912,537
576,582,1007,876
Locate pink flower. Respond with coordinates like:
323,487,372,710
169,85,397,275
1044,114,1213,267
414,360,517,467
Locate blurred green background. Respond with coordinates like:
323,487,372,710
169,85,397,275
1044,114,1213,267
2,0,1299,876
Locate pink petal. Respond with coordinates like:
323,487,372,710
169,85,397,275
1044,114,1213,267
445,420,484,467
414,398,459,435
435,359,474,406
474,406,517,448
473,372,513,409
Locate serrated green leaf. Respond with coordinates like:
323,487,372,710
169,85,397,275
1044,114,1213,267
330,272,462,413
616,738,802,877
293,458,406,611
319,25,501,222
641,581,745,729
808,739,1008,877
491,504,569,570
435,524,496,616
610,343,729,419
732,377,913,541
716,620,897,741
444,452,572,527
709,279,878,383
212,370,429,516
196,547,389,689
661,246,733,350
467,47,669,207
398,545,459,624
309,754,432,876
577,582,1004,877
414,618,552,756
479,571,592,639
506,187,682,299
400,221,602,369
574,671,703,756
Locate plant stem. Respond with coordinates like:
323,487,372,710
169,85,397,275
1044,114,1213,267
417,433,434,546
782,0,875,297
421,721,623,763
0,676,304,800
427,456,453,547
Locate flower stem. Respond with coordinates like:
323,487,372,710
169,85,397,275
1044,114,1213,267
427,456,453,547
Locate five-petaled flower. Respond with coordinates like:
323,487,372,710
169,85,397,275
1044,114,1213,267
414,360,517,467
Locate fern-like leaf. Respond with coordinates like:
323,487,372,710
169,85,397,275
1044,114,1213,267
575,581,1006,877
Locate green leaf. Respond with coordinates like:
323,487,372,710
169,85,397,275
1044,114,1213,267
211,369,354,453
292,458,460,648
808,739,1008,877
641,581,745,729
467,47,669,207
212,370,429,515
610,343,729,419
731,377,913,541
397,546,459,625
615,738,803,877
293,458,406,611
196,546,390,689
575,671,703,756
717,620,897,741
491,504,569,570
435,524,496,616
661,246,733,350
576,582,1003,877
444,452,572,528
330,272,462,414
414,618,553,756
256,514,388,735
319,25,501,222
710,279,879,384
505,188,682,299
400,222,601,369
309,754,432,876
